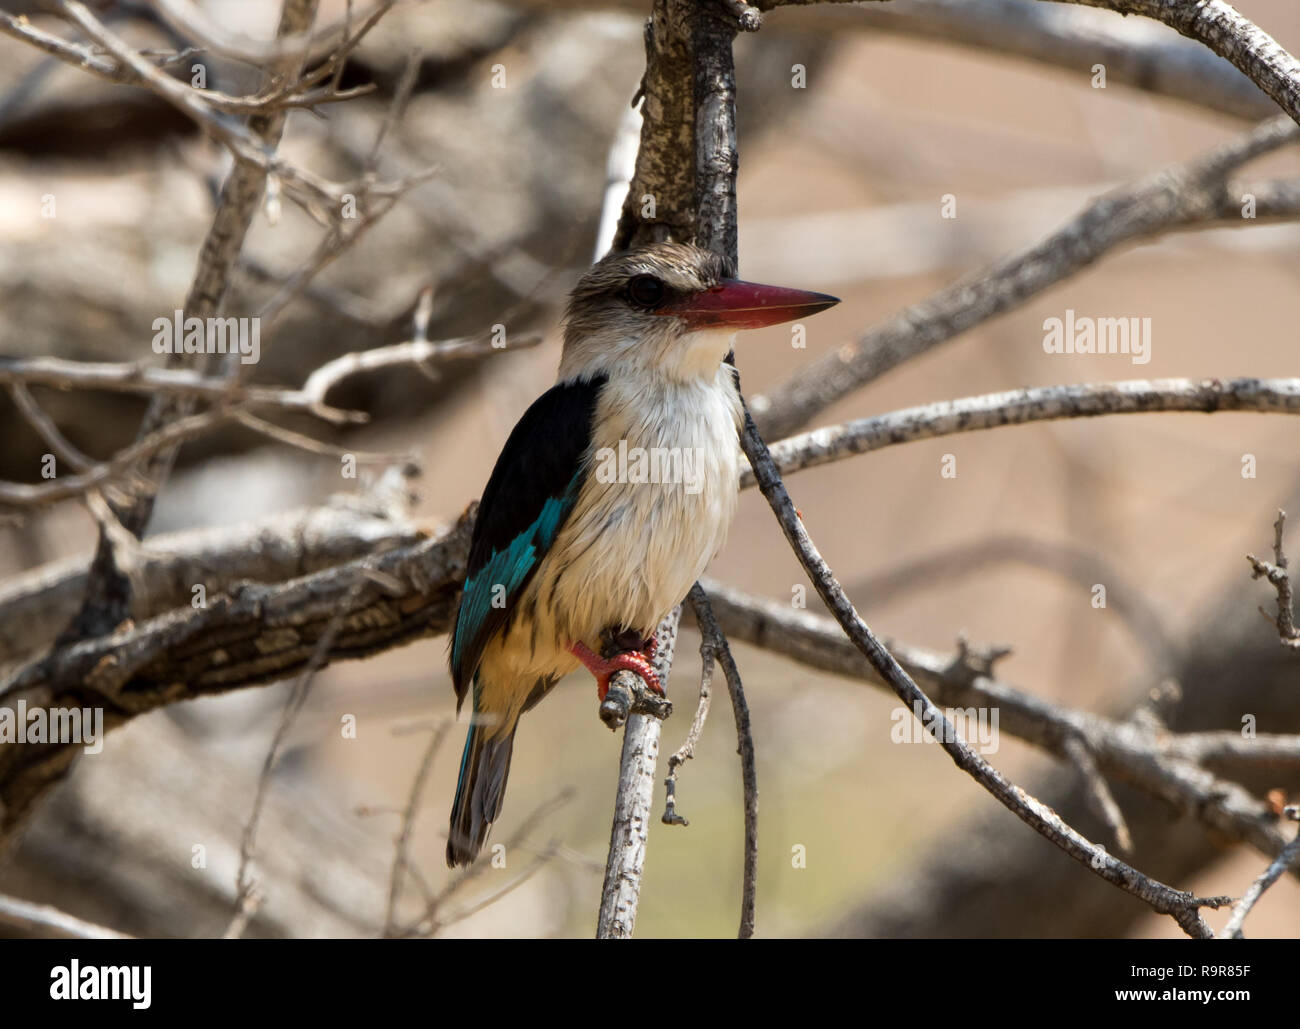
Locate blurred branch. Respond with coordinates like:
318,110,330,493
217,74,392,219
753,115,1300,439
1063,734,1133,855
764,0,1300,130
1041,0,1300,127
0,318,531,508
229,555,387,930
0,399,412,510
298,333,542,401
506,0,1275,121
844,533,1176,674
0,8,374,113
396,789,572,938
0,472,422,665
0,356,366,426
147,0,393,66
0,891,132,940
382,719,453,938
0,405,245,509
55,0,325,644
836,0,1275,120
0,508,471,841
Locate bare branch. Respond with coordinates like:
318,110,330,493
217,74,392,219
1247,510,1300,650
1042,0,1300,127
753,115,1300,439
749,378,1300,487
596,608,679,939
660,610,715,829
765,0,1300,131
57,0,324,644
697,578,1298,880
833,0,1275,120
0,892,132,940
736,405,1231,937
0,509,473,840
1063,735,1133,855
0,471,421,665
298,334,542,405
1218,809,1300,939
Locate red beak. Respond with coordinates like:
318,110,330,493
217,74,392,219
660,279,840,331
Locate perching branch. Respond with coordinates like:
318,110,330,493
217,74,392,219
595,610,680,939
596,0,757,940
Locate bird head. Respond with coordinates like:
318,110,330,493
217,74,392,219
560,242,839,383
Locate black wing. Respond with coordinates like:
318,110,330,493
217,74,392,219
449,374,606,703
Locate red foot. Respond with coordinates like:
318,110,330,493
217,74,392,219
569,640,663,702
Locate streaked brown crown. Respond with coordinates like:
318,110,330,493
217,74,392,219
563,242,734,346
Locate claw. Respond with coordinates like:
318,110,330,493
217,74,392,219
570,640,663,701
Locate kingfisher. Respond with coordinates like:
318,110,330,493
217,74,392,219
446,241,838,866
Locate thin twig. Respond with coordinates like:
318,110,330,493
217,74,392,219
661,609,715,828
383,720,454,937
1218,809,1300,939
1247,510,1300,650
690,583,758,939
230,560,379,928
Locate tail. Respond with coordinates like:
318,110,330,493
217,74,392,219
446,714,516,867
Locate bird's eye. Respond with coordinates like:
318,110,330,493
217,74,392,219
626,275,666,309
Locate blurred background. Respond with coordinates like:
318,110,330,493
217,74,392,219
1,0,1299,937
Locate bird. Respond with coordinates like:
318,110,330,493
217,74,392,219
446,241,838,866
